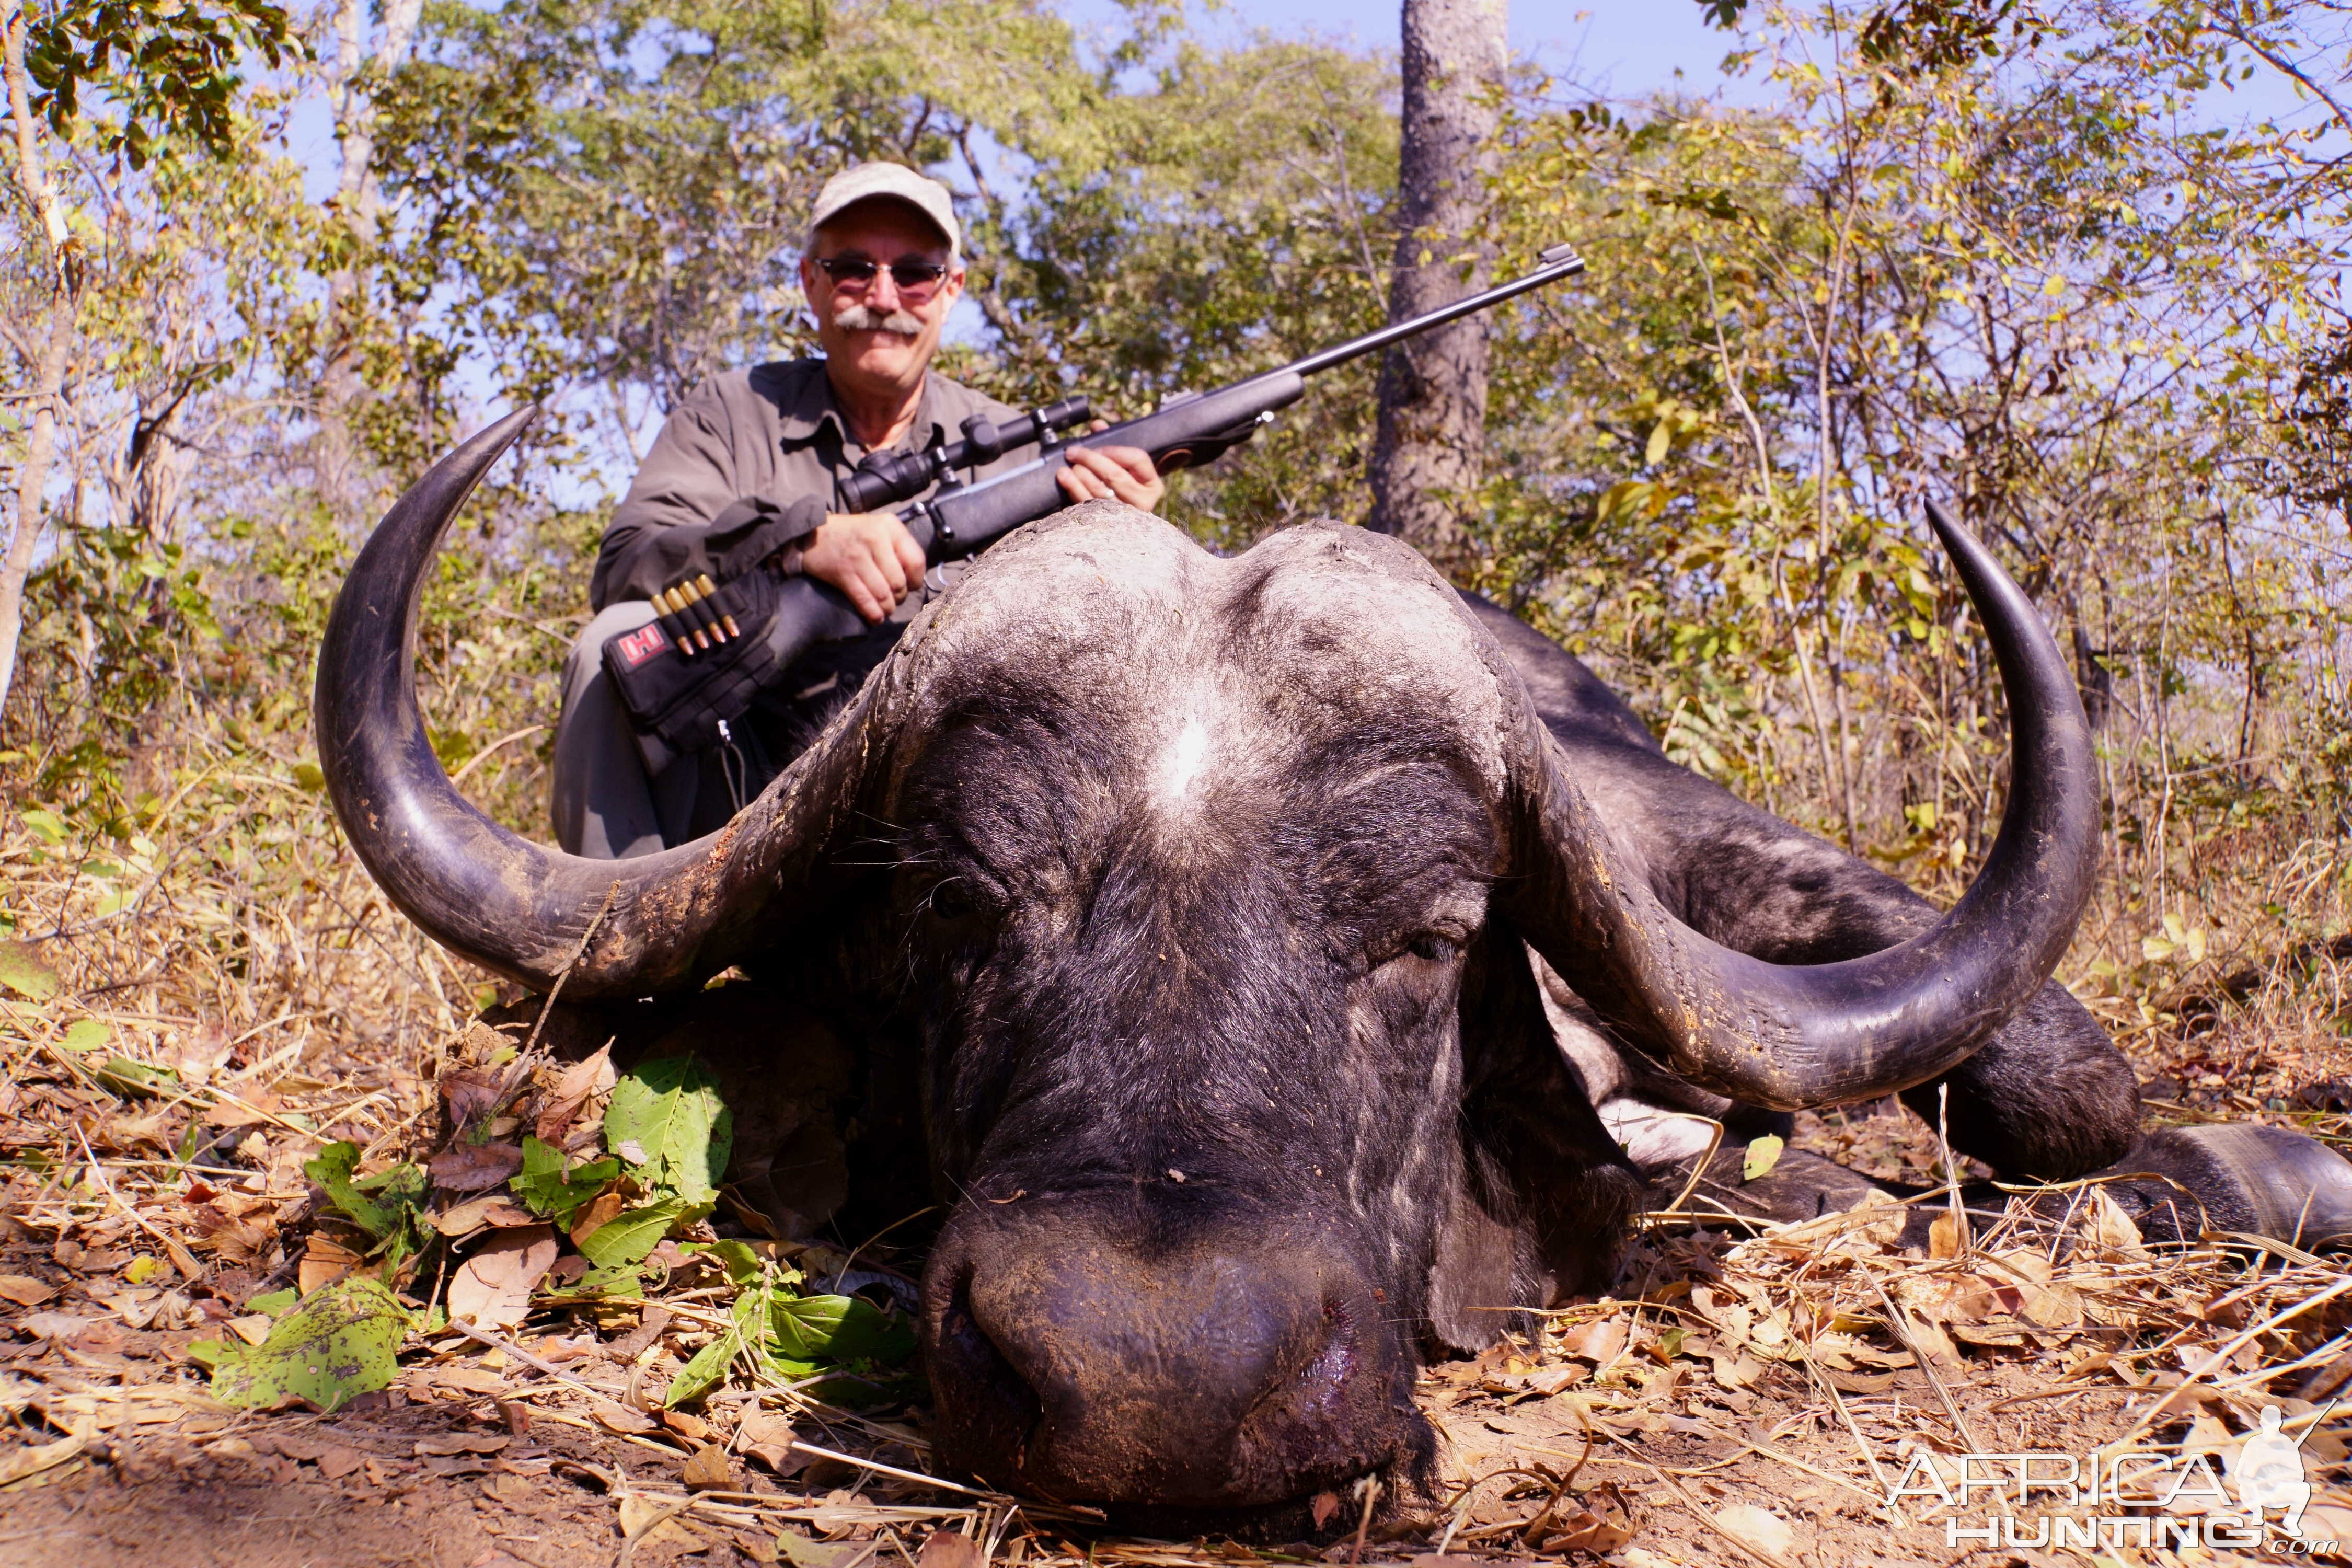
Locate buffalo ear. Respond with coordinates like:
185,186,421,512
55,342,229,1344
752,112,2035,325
1426,921,1644,1353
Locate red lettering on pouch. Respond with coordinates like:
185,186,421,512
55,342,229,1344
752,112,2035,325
618,626,669,667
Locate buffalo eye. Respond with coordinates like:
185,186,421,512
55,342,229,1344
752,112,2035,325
927,878,978,921
1386,928,1463,967
1406,931,1459,962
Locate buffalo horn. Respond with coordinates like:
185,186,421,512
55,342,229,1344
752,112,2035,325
1507,503,2099,1111
312,409,887,996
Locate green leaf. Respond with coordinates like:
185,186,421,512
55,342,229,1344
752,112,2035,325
684,1239,773,1288
667,1332,740,1408
96,1055,177,1098
195,1276,411,1411
771,1294,917,1366
18,810,66,845
0,943,61,1001
302,1141,428,1257
509,1135,618,1224
577,1198,699,1268
247,1287,298,1317
1742,1134,1785,1182
567,1263,649,1296
61,1018,110,1052
667,1289,767,1408
602,1057,731,1206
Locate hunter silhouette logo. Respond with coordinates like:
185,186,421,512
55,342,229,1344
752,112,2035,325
1891,1398,2342,1553
2236,1405,2316,1537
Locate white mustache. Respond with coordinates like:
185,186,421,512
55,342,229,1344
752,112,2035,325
833,303,925,337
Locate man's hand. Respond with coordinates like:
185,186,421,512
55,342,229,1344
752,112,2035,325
802,512,927,623
1056,443,1166,512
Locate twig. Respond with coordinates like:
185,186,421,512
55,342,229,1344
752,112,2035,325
201,1085,333,1146
1578,1431,1883,1509
1862,1267,1984,1453
1791,1322,1907,1527
785,1438,999,1500
444,1317,609,1401
449,724,547,786
616,1494,695,1568
2209,1331,2351,1399
1594,1427,1796,1568
524,882,618,1055
1568,1450,1747,1478
1655,1115,1725,1219
2110,1275,2352,1449
1936,1083,1969,1254
71,1123,200,1279
223,1010,317,1057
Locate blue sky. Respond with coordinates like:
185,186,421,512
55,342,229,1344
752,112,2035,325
1059,0,1753,99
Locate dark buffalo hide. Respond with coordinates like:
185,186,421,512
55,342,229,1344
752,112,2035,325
318,482,2352,1530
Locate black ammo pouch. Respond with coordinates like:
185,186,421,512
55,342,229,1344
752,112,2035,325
601,566,870,778
595,491,867,778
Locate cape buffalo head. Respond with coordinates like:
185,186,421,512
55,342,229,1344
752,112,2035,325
315,412,2097,1521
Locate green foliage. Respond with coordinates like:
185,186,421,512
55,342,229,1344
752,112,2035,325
603,1056,731,1206
1858,0,2048,74
770,1292,919,1367
22,0,303,167
664,1243,917,1408
0,947,63,1002
1463,0,2352,938
303,1142,431,1266
17,523,223,810
93,1053,176,1097
509,1135,618,1226
190,1275,410,1410
577,1197,696,1267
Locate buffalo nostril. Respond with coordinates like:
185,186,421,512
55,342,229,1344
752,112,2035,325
1239,1297,1358,1440
929,1266,1043,1486
928,1228,1401,1509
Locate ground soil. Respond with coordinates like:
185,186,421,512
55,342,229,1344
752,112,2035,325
6,1028,2351,1566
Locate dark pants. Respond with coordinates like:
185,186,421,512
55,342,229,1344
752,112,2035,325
551,599,900,858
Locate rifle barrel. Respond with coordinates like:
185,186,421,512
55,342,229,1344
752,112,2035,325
1283,244,1586,380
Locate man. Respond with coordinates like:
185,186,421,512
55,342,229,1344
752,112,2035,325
552,162,1165,858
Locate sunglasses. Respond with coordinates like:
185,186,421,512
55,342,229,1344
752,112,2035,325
813,257,952,294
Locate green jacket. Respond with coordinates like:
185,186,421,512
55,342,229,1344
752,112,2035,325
591,358,1023,612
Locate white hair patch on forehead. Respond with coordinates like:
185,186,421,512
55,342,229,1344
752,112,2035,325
1162,717,1210,803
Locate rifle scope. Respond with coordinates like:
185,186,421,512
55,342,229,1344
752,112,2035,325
838,397,1092,513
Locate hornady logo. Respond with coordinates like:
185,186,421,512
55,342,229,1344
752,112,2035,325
1888,1403,2337,1554
615,624,671,668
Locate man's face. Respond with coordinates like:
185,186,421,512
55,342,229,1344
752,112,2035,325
800,200,964,398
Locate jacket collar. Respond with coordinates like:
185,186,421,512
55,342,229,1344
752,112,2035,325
761,357,944,459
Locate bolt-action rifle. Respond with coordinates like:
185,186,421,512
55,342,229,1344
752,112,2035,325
606,241,1586,774
857,240,1585,554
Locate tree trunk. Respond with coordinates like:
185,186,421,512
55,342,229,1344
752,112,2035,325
1366,0,1507,575
0,0,77,720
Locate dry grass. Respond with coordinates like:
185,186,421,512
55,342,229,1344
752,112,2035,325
6,780,2352,1566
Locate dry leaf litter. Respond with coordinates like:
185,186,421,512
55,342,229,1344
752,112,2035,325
4,863,2352,1567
